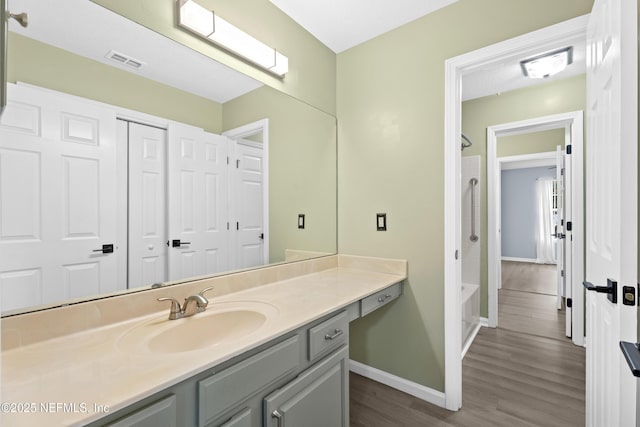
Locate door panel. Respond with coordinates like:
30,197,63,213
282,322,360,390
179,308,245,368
585,0,637,425
128,122,167,289
0,85,118,311
167,124,229,280
234,142,265,269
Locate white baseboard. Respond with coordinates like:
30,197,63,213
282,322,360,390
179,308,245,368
480,317,489,327
349,359,446,408
501,256,537,263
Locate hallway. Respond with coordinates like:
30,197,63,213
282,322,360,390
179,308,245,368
350,262,585,426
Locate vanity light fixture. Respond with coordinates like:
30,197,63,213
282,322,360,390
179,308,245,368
520,46,573,79
178,0,289,77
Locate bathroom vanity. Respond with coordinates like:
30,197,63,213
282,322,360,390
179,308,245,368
1,255,405,426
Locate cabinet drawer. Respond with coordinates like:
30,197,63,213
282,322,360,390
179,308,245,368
198,336,299,426
308,311,348,362
360,283,403,316
106,395,176,427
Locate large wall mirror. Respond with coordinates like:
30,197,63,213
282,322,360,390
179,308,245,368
0,0,337,316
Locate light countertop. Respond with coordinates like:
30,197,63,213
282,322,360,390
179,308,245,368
1,257,406,426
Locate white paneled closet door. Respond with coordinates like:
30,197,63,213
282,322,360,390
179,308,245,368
167,123,229,281
126,121,168,288
0,84,118,312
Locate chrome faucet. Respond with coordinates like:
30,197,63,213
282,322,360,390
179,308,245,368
157,287,215,320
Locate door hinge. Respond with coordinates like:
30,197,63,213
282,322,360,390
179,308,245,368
236,221,239,230
567,298,572,308
561,269,564,277
561,168,565,176
566,221,572,231
226,156,229,165
566,144,572,154
227,222,229,230
236,159,240,168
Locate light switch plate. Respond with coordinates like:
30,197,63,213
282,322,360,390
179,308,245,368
376,213,386,231
298,214,305,229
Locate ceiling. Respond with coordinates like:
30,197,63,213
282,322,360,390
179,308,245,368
8,0,263,104
270,0,459,53
9,0,586,104
462,38,586,101
269,0,586,100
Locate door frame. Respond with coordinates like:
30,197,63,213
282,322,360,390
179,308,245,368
443,15,588,411
223,119,270,267
487,112,584,343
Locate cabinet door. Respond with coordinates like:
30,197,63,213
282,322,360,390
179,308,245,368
218,408,252,427
263,346,348,427
106,395,176,427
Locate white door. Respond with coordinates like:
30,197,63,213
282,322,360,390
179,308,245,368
127,121,168,288
585,1,637,426
555,144,565,312
167,123,229,281
232,140,266,269
0,84,118,311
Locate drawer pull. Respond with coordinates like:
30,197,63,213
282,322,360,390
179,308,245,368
324,328,344,340
377,294,392,303
272,409,283,427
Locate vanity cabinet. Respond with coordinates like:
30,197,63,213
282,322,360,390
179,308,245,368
263,346,349,427
105,395,177,427
91,282,402,427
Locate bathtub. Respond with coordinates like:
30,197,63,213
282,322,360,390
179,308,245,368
461,282,480,357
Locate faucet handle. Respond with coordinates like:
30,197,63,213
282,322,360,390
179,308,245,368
157,297,183,319
199,286,215,298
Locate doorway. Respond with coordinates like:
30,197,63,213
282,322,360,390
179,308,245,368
487,111,584,345
443,16,589,410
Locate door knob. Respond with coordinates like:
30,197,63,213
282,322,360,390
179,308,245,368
92,244,114,254
583,279,617,304
168,239,191,248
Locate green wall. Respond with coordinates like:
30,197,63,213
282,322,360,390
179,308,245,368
463,75,586,318
338,0,593,392
222,87,337,262
497,128,565,158
91,0,337,116
7,33,223,133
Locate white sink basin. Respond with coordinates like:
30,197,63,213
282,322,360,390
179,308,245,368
118,301,279,354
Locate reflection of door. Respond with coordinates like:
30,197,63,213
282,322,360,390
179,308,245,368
233,140,265,269
584,0,637,426
125,121,168,288
167,123,229,281
0,85,118,311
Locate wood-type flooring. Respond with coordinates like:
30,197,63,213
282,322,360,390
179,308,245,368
350,261,585,426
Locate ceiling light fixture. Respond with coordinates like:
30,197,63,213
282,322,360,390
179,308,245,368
520,46,573,79
178,0,288,77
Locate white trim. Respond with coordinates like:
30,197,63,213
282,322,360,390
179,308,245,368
223,119,270,268
499,151,556,170
487,111,584,345
480,317,490,327
501,256,539,263
349,360,446,408
443,14,588,412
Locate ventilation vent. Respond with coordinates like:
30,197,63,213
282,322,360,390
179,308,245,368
105,50,145,70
